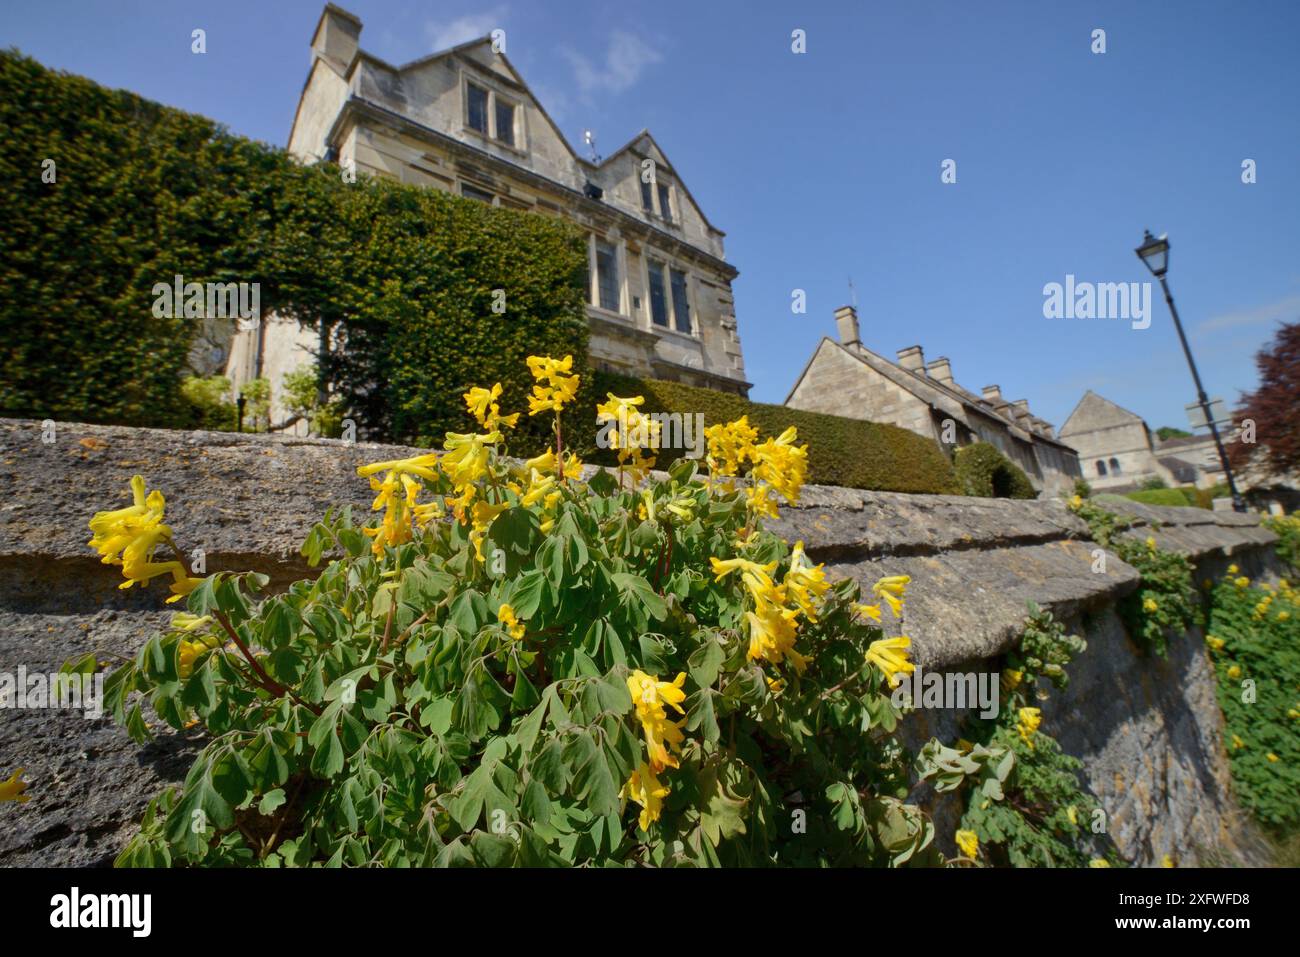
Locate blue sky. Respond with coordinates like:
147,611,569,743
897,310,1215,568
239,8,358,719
5,0,1298,431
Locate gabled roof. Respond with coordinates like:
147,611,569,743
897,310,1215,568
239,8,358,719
292,12,724,233
1059,390,1148,437
784,338,1076,452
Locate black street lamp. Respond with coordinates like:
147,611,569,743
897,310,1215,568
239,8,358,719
1134,230,1247,512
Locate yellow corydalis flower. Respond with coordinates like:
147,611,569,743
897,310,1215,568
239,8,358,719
463,383,520,433
1089,858,1111,868
0,767,30,803
497,603,525,641
525,354,580,415
751,426,808,509
865,636,914,688
1206,635,1225,652
621,763,670,831
87,474,200,602
626,670,687,772
1017,707,1042,748
783,542,830,622
872,575,910,618
955,829,979,860
1143,597,1159,613
703,416,757,478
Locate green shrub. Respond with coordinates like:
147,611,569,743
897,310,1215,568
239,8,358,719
76,363,952,868
1205,573,1300,834
1264,513,1300,574
179,376,237,431
952,442,1037,499
590,371,960,495
1139,476,1169,491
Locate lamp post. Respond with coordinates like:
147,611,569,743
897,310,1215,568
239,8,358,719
1134,230,1247,512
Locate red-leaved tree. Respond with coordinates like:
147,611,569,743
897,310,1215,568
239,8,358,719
1230,321,1300,475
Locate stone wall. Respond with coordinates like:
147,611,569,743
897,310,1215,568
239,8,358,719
0,418,1280,866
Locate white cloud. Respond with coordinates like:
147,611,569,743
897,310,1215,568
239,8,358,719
1197,294,1300,336
426,8,508,51
563,31,663,97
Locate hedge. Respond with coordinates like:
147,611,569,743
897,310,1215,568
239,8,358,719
953,442,1037,499
1122,488,1198,508
589,371,960,494
0,50,589,450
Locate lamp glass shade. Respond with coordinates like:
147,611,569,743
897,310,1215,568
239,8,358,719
1135,232,1170,277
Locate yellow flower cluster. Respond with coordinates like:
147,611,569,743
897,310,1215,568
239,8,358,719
865,636,915,689
596,393,660,483
87,475,201,603
703,417,808,519
621,670,694,830
463,383,520,433
1017,706,1042,748
710,543,829,673
356,452,442,556
525,354,580,416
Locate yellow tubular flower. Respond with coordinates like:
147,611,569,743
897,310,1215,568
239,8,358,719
497,603,525,641
463,383,520,433
872,575,911,618
525,355,581,415
0,767,30,803
88,474,196,596
626,670,688,771
1143,597,1159,613
955,829,979,860
1089,859,1111,868
704,416,758,478
751,426,808,505
856,603,883,623
621,763,670,831
865,636,914,688
1017,707,1042,748
784,541,830,621
356,453,440,480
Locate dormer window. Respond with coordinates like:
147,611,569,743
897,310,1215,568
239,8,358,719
640,178,654,214
463,76,522,150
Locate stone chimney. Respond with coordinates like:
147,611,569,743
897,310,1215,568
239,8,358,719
834,305,860,348
925,357,953,385
982,384,1002,402
312,4,363,72
897,345,925,372
1012,399,1030,414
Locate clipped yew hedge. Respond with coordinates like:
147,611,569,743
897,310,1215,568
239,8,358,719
953,442,1037,499
591,371,960,494
0,50,589,450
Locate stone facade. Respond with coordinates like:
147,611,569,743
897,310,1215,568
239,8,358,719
228,4,748,430
785,306,1082,497
0,417,1276,866
1059,390,1228,492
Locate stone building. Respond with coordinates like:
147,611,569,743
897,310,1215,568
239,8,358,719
1059,391,1225,492
785,305,1081,495
228,3,749,427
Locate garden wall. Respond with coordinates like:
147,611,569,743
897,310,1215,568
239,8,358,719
0,418,1279,866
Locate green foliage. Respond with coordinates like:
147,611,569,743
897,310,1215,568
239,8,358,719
591,371,961,495
239,378,271,433
1139,475,1169,491
1264,513,1300,575
1156,427,1192,441
1205,574,1300,834
281,364,345,438
942,603,1117,867
952,442,1037,499
1125,487,1196,508
180,376,237,431
1070,498,1199,656
0,51,588,448
1072,477,1092,499
89,436,948,867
